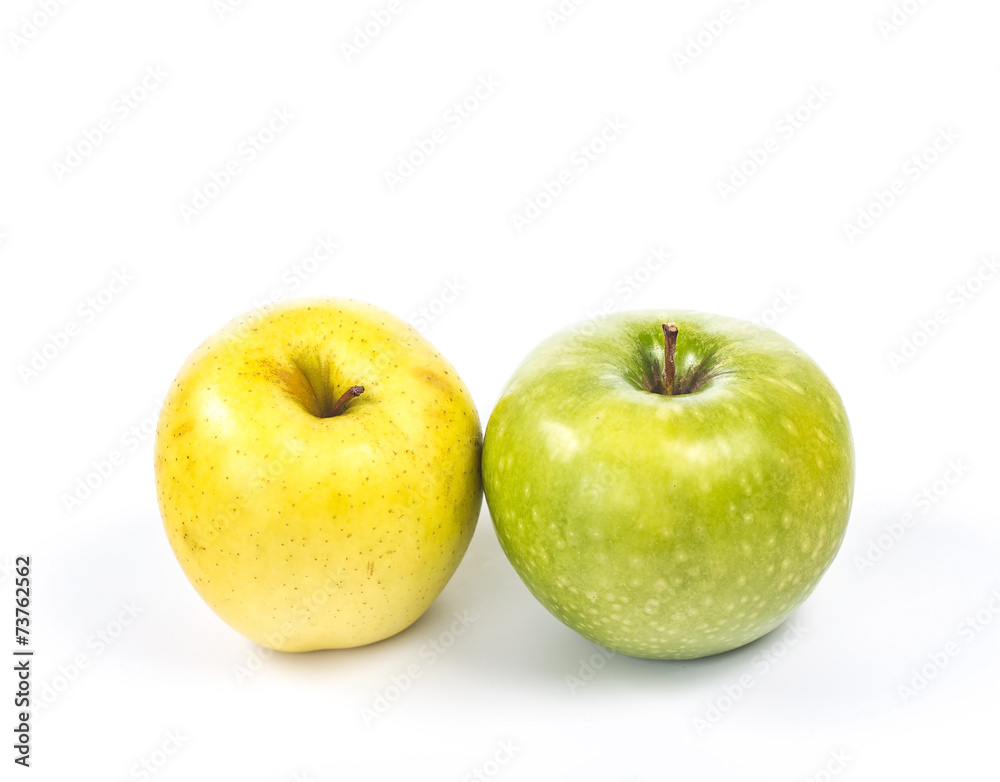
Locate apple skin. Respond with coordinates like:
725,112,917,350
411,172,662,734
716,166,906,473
154,299,482,652
482,310,854,660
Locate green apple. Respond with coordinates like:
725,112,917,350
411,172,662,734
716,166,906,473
154,299,482,652
482,310,854,660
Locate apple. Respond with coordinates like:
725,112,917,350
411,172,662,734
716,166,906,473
482,310,854,659
154,299,483,652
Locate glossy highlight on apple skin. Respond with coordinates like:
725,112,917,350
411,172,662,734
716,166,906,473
154,299,483,652
482,310,855,660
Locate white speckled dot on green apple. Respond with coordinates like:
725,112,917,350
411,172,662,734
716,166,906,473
482,310,854,660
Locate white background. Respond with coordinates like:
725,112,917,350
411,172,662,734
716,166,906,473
3,0,999,780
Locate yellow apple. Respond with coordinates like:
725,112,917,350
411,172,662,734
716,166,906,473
154,299,482,651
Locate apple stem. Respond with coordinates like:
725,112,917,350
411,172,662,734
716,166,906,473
329,385,365,417
662,323,678,396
